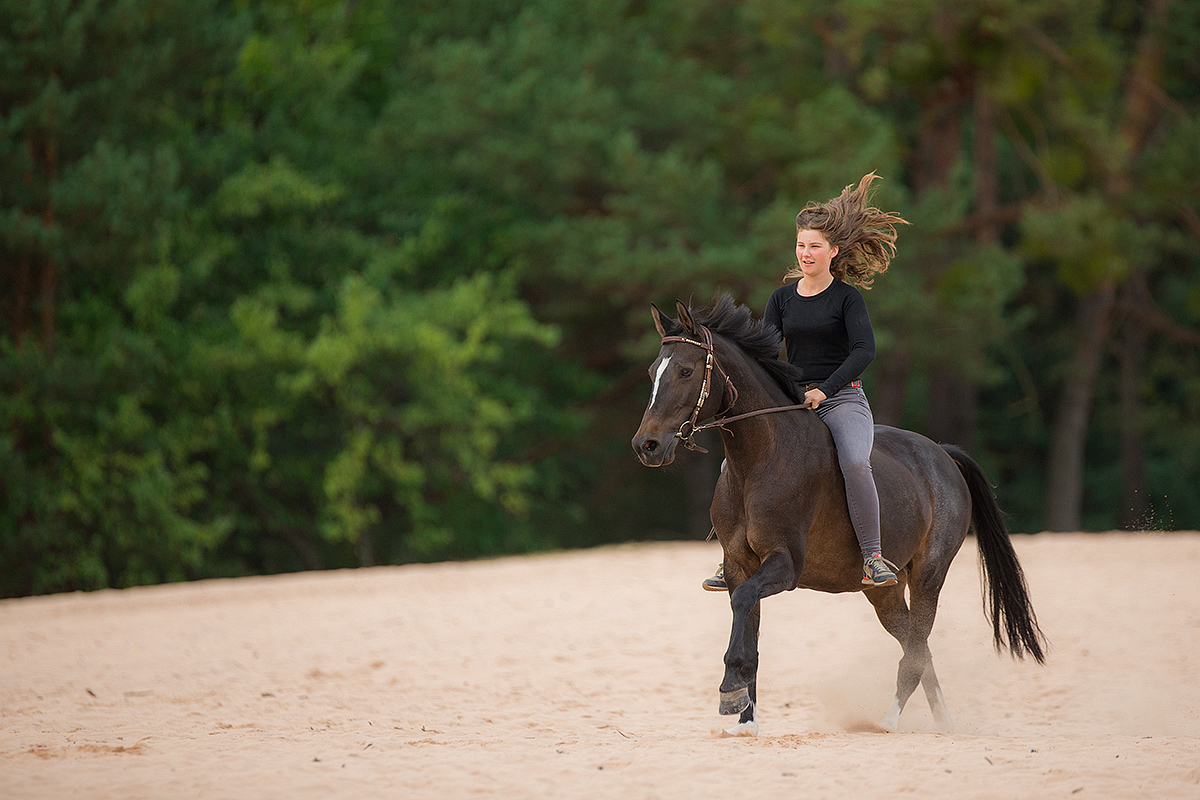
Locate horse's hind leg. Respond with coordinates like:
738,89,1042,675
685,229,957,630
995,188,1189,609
900,578,953,730
866,580,953,732
865,584,920,730
916,658,951,731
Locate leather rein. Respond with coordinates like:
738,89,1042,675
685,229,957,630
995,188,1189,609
659,324,812,453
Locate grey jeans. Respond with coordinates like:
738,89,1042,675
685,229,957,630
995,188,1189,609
815,384,882,559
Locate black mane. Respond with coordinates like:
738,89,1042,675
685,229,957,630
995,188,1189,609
660,294,808,404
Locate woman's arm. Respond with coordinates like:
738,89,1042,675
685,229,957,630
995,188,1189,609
817,290,875,398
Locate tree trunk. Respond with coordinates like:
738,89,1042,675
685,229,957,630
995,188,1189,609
972,92,1001,247
922,89,1000,450
870,349,910,428
1109,0,1172,198
1043,284,1116,531
926,367,977,447
8,257,34,346
1043,0,1170,532
913,81,966,197
1118,309,1149,529
277,527,326,571
40,136,59,357
357,528,376,567
912,76,971,443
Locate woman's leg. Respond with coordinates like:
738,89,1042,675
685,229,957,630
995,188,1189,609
816,388,882,559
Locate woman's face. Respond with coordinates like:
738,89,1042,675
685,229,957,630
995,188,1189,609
796,229,838,280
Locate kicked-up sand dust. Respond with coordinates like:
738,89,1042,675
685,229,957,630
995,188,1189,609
2,532,1199,799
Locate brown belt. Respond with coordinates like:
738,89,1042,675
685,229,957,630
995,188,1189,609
804,380,861,392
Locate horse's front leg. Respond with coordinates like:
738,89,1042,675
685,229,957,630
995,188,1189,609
720,550,795,726
720,600,761,736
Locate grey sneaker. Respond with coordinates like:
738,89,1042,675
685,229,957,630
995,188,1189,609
702,564,727,592
862,553,899,587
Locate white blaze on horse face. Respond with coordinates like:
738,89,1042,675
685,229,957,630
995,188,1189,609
649,355,672,409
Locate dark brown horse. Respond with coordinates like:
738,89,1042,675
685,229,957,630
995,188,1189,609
631,296,1045,735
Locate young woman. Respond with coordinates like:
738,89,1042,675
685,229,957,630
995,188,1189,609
703,173,908,591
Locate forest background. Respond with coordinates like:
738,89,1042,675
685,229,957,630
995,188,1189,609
3,0,1199,597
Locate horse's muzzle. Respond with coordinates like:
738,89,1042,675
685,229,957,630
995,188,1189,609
631,433,676,467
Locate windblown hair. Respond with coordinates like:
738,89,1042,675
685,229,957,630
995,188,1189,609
788,172,908,289
660,295,809,404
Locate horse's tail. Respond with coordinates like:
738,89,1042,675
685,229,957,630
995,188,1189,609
942,444,1047,664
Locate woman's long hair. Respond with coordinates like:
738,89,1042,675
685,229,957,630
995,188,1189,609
787,172,908,289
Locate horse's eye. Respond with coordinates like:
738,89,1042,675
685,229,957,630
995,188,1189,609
679,367,693,378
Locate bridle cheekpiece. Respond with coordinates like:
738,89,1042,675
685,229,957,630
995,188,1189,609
659,324,738,453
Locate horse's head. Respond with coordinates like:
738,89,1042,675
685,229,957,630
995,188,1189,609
631,300,730,467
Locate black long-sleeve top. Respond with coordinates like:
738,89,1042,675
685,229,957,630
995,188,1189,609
763,279,876,398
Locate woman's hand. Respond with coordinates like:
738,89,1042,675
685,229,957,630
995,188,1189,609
803,388,827,410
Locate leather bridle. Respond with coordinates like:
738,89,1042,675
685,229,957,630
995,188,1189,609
659,324,813,452
659,325,736,453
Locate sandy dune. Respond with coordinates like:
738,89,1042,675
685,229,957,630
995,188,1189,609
2,532,1199,799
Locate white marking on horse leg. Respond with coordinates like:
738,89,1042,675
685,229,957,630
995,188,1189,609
879,696,902,732
929,686,953,731
649,356,671,408
722,702,759,737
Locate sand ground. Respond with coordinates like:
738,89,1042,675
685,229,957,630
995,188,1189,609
2,532,1199,799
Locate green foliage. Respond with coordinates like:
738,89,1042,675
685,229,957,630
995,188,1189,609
1020,192,1137,293
3,0,1200,595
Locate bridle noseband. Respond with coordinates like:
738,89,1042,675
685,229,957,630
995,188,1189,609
659,324,813,452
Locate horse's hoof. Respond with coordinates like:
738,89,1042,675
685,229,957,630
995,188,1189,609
879,697,901,732
719,687,750,715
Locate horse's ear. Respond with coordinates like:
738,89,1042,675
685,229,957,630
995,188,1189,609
676,300,697,335
650,303,669,338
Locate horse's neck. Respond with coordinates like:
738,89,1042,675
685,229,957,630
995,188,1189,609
721,351,792,415
714,338,832,464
